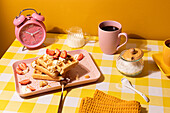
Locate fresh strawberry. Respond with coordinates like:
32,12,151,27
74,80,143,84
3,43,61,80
16,67,23,75
46,49,55,56
55,49,61,57
27,85,36,91
18,62,27,70
60,50,67,58
53,49,61,58
77,53,84,61
19,79,31,85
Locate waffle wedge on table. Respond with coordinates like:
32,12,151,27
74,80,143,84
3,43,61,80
31,49,79,81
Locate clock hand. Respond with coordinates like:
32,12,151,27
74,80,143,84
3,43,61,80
25,31,32,35
31,34,36,42
32,30,40,35
31,30,40,42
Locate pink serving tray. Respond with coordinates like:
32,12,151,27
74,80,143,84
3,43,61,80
12,49,101,97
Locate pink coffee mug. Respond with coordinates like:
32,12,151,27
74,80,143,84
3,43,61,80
98,20,128,54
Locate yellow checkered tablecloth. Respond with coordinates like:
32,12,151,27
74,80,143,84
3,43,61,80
0,33,170,113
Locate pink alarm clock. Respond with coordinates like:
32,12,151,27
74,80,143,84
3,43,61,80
13,8,46,49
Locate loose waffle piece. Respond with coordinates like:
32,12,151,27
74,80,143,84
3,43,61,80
32,69,62,81
79,97,141,113
36,54,78,75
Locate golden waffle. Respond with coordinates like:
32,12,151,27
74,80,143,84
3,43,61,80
36,54,78,75
78,90,141,113
32,69,62,81
31,60,59,79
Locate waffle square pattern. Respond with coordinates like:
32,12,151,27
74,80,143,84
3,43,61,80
79,89,141,113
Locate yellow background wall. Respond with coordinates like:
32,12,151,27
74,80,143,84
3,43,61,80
1,0,170,57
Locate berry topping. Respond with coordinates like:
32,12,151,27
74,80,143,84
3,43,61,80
60,50,67,58
27,85,36,91
16,62,29,75
16,67,24,75
19,79,31,85
77,53,84,61
18,62,27,70
53,49,61,58
46,49,55,56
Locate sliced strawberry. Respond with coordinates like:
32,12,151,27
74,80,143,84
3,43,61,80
60,50,67,58
27,85,36,91
16,67,23,75
18,62,27,70
55,49,61,57
46,49,55,56
77,53,84,61
53,49,61,58
19,79,31,85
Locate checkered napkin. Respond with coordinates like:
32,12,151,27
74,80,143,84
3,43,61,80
79,89,141,113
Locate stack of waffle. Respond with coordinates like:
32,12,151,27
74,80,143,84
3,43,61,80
79,89,141,113
31,49,78,81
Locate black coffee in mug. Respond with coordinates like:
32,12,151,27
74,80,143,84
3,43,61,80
101,26,119,31
166,43,170,48
165,40,170,48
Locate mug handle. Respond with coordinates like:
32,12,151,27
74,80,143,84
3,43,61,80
116,33,128,51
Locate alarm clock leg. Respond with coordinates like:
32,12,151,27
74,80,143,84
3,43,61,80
42,43,46,47
22,46,27,51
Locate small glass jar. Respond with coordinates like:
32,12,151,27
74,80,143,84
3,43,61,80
116,48,144,76
67,26,85,48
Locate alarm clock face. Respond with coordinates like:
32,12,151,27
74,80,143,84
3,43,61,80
19,23,45,46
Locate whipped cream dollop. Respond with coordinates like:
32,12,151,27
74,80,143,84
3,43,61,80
74,54,79,60
53,60,61,65
59,57,67,62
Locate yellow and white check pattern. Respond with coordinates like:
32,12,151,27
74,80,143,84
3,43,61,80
0,33,170,113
